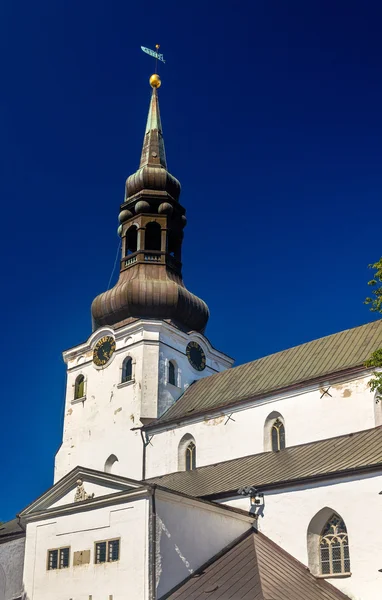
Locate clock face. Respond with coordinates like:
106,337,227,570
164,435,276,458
93,336,116,367
186,341,206,371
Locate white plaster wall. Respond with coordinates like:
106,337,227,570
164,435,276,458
23,498,149,600
145,374,377,478
0,537,25,600
55,321,231,484
220,473,382,600
156,495,252,597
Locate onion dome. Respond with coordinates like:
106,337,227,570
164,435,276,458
91,76,209,334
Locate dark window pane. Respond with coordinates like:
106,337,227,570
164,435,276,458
108,539,120,562
60,547,70,568
169,361,176,386
48,549,58,570
122,358,132,383
271,425,279,451
279,423,285,449
96,542,107,564
321,560,330,575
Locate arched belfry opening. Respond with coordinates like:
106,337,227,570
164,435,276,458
125,225,138,255
145,222,162,252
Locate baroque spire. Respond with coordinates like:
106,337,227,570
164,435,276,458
91,75,209,333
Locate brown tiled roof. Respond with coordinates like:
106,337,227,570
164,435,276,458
147,319,382,428
148,427,382,498
162,529,351,599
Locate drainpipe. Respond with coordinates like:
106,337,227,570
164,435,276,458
140,429,147,481
149,485,157,600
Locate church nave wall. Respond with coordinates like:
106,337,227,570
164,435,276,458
145,372,376,478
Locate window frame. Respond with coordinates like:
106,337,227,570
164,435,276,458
185,441,196,471
271,418,285,451
46,546,70,571
121,356,133,384
319,514,351,577
94,538,121,565
168,360,177,386
74,374,85,400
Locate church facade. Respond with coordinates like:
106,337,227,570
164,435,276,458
0,74,381,600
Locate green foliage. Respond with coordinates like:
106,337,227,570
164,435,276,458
365,349,382,403
364,257,382,313
364,258,382,402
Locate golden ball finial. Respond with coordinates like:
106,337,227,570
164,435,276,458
150,73,161,88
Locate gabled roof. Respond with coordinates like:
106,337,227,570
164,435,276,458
19,465,145,518
0,518,25,543
148,426,382,498
162,529,351,600
147,319,382,428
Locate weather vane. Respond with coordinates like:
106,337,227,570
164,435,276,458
141,44,165,88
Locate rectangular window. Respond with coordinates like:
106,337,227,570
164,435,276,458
47,547,70,570
95,539,120,564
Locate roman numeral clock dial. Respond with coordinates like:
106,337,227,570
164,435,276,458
93,336,116,367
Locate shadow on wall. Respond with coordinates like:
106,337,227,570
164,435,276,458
0,564,5,600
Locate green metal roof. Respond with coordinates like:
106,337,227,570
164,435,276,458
148,319,382,428
148,426,382,498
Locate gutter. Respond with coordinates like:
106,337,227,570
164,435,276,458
204,462,382,501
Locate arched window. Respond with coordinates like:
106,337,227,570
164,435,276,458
121,357,132,383
74,375,85,400
271,418,285,451
307,508,351,577
168,360,176,386
320,514,350,575
145,222,161,251
185,441,196,471
178,434,196,471
104,454,119,474
264,412,286,452
125,225,138,255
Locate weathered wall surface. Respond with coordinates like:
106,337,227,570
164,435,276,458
156,494,252,598
221,472,382,600
0,537,25,600
146,373,377,478
55,321,231,484
23,498,149,600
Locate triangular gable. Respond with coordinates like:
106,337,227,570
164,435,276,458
19,466,144,517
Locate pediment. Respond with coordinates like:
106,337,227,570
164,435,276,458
20,466,143,517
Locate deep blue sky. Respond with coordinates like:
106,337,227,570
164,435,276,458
1,0,381,521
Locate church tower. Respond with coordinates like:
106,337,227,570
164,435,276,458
54,75,233,483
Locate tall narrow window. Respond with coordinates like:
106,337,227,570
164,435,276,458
271,418,285,451
320,514,350,576
121,357,132,383
74,375,85,400
185,441,196,471
168,360,176,386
